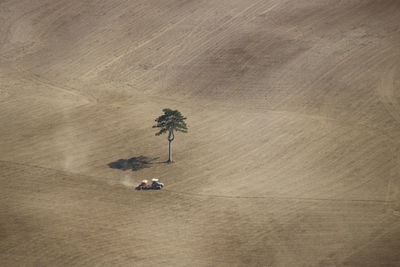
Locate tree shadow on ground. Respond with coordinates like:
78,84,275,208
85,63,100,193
108,156,160,171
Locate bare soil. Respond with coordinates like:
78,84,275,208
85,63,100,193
1,0,400,266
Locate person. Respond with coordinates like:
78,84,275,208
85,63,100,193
151,178,164,190
135,179,149,190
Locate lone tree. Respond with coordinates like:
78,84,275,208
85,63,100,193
153,108,188,163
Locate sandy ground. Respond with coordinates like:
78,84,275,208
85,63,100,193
1,0,400,266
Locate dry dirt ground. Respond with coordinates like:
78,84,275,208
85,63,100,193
1,0,400,266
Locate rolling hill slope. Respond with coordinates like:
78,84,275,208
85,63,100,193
1,0,400,266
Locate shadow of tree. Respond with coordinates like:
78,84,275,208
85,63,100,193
108,156,159,171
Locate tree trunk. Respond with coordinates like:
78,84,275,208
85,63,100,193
168,140,172,163
167,130,174,163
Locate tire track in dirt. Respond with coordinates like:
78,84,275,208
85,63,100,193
0,56,94,104
375,59,400,214
0,159,393,204
1,1,400,266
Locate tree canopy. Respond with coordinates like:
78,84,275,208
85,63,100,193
153,108,188,136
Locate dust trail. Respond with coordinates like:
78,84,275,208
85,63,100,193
55,109,91,173
120,175,135,188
